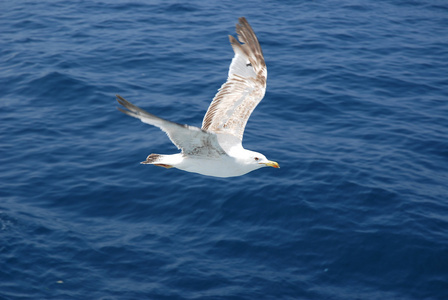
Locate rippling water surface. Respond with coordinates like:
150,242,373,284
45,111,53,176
1,1,448,299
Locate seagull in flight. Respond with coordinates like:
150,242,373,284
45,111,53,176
117,17,279,177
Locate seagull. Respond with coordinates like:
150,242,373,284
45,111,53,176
117,17,279,177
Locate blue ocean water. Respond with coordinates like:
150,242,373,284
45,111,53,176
1,0,448,299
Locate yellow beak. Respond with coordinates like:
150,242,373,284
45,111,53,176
264,161,280,168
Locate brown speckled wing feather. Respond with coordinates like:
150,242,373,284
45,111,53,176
201,17,267,142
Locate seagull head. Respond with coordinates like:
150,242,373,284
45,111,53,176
242,150,280,170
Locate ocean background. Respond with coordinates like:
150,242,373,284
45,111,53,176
1,0,448,299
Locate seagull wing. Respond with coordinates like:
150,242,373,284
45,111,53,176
201,17,267,142
117,95,225,157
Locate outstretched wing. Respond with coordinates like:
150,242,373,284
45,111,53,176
201,17,267,142
117,95,225,157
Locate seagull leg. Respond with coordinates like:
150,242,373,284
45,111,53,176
153,164,173,169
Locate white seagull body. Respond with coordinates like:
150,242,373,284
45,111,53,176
117,17,279,177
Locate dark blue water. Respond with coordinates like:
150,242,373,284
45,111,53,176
1,1,448,299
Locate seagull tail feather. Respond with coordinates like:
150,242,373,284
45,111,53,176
141,154,173,169
141,153,162,164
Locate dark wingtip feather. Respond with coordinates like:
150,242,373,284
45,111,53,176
238,17,248,24
117,107,128,114
116,95,141,119
116,94,125,103
116,94,129,107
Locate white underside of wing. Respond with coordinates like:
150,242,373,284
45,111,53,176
229,46,257,78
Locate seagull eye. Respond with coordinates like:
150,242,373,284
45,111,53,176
254,157,260,161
